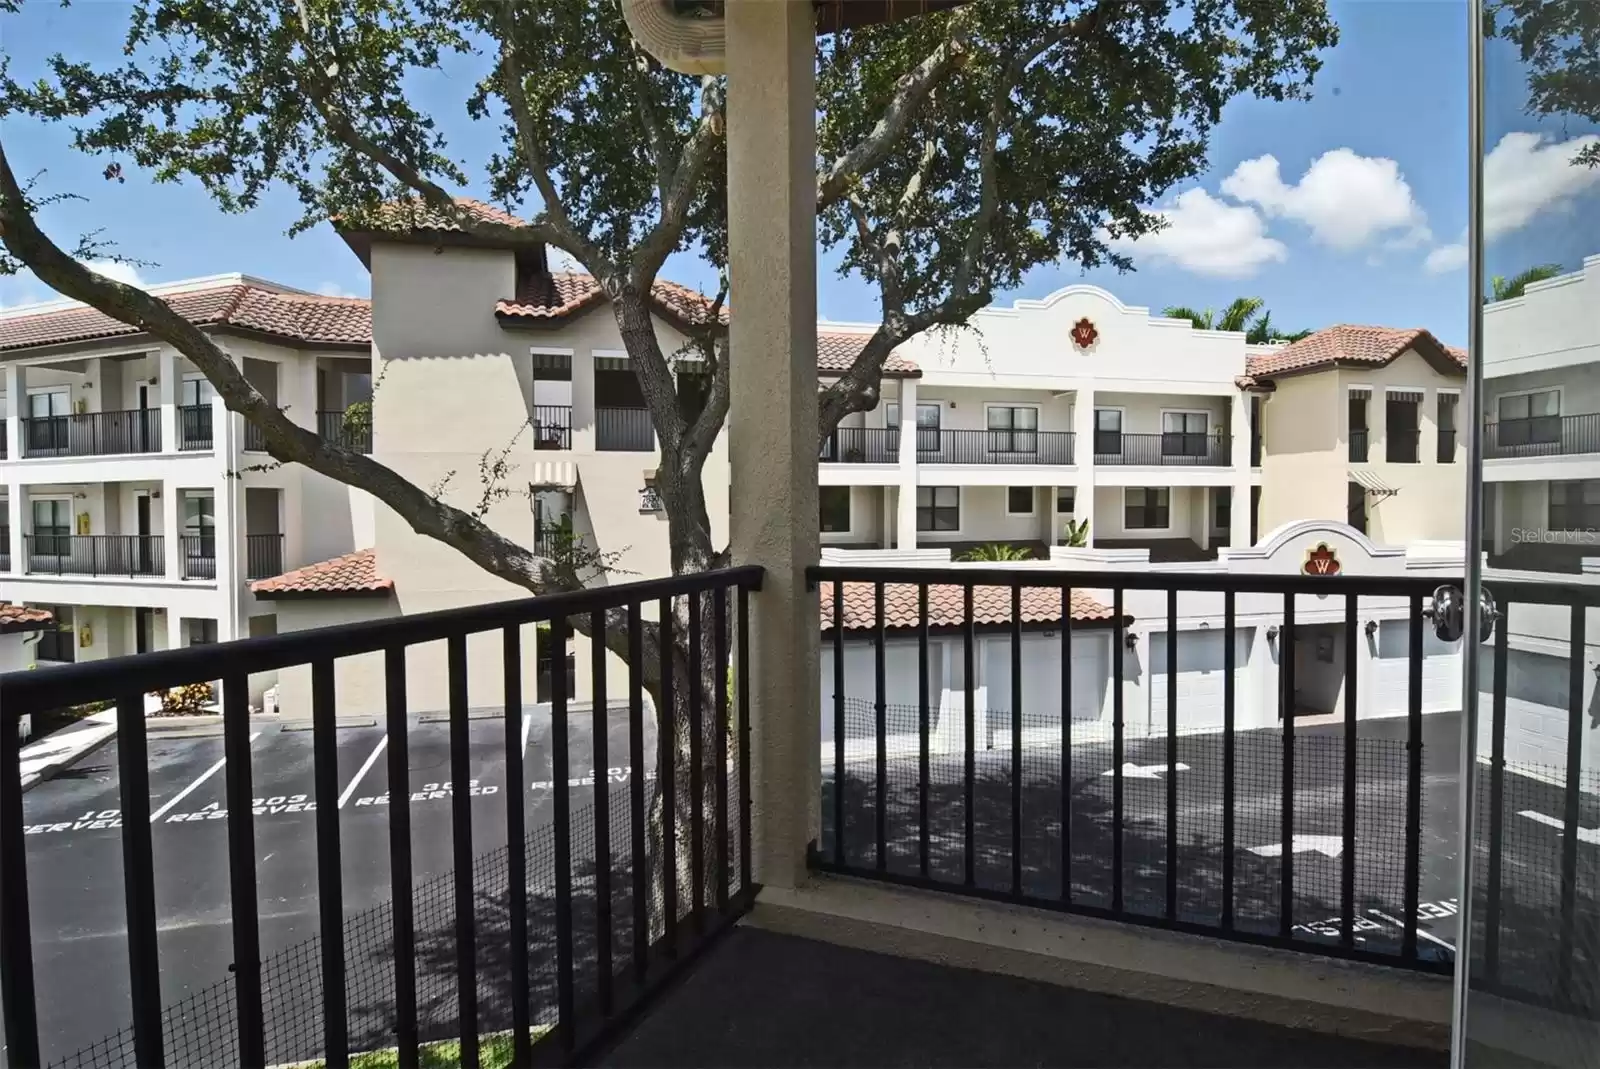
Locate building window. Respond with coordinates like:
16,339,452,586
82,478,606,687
1348,392,1369,462
1005,487,1034,516
1436,394,1458,463
1386,394,1421,463
30,498,71,556
36,605,74,664
1550,480,1600,531
819,486,852,533
535,630,577,703
187,619,219,646
916,486,960,532
1347,482,1368,534
1214,486,1232,532
1250,396,1264,466
886,402,942,452
1161,412,1209,457
1056,487,1076,514
1124,488,1169,530
1093,409,1123,455
1250,486,1262,545
1497,390,1561,447
987,407,1038,453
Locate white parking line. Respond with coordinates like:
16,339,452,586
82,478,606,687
1366,908,1457,950
148,734,261,823
338,736,389,809
522,708,533,756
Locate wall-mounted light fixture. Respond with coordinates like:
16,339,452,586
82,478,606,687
1365,619,1378,638
1266,625,1280,641
1124,631,1139,650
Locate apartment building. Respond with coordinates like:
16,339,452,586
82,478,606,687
0,276,373,700
1481,253,1600,573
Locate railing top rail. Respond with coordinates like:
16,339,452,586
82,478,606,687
0,564,764,714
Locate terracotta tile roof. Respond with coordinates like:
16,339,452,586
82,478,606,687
495,272,730,328
0,283,371,354
342,197,529,234
820,581,1115,631
1243,325,1465,382
817,330,920,377
0,604,54,634
250,549,393,599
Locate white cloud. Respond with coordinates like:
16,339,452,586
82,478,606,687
1482,131,1600,240
80,259,146,287
1424,243,1468,274
1221,148,1431,252
316,280,363,298
1104,189,1287,279
548,248,582,274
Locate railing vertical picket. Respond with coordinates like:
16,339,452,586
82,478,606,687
1222,590,1235,931
385,648,418,1068
311,660,348,1068
1061,585,1072,904
737,586,753,893
592,610,613,1013
917,584,930,879
222,673,264,1069
1485,605,1509,983
627,604,649,985
658,598,678,957
1341,595,1358,951
1165,588,1178,922
832,581,846,866
713,589,730,910
501,631,530,1068
963,583,976,888
1280,594,1296,942
0,679,40,1069
551,617,576,1051
875,581,888,872
688,593,706,930
1112,588,1124,913
1010,585,1023,896
1558,603,1585,998
117,692,164,1068
447,635,479,1069
1403,601,1423,960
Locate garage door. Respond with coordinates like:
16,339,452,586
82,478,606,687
982,631,1110,746
820,640,942,746
1372,620,1462,716
1150,627,1253,734
1476,648,1579,775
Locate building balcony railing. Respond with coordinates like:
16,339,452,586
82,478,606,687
1349,428,1369,463
20,410,161,459
0,418,7,459
1484,413,1600,459
245,532,284,581
23,534,164,578
821,428,1076,465
317,408,373,454
180,534,217,580
242,418,269,452
1386,429,1420,464
597,406,655,451
178,405,213,451
533,405,574,450
1094,431,1230,466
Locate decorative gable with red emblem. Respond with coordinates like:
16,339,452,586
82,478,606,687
1302,543,1341,576
1071,317,1098,350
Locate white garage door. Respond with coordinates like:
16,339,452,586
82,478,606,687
982,631,1110,746
1372,620,1462,716
820,640,941,746
1149,627,1253,734
1476,648,1582,776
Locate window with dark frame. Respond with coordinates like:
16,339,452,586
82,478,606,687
1161,411,1209,457
916,486,959,531
1549,480,1600,531
1056,487,1076,514
987,406,1039,453
1497,389,1561,447
1124,487,1169,530
1436,393,1458,463
1214,486,1232,532
1348,392,1369,462
819,486,852,533
187,619,219,646
1093,408,1122,455
1348,481,1368,534
1006,487,1034,515
1385,395,1421,463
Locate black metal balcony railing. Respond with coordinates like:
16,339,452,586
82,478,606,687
1094,432,1230,466
245,533,285,581
820,427,896,463
0,528,8,572
1349,428,1369,463
808,563,1598,992
1484,413,1600,458
597,406,655,451
24,534,164,578
0,418,7,459
179,405,213,451
317,409,373,454
1386,429,1420,464
1437,429,1457,463
0,566,763,1069
821,428,1076,465
533,405,573,450
242,419,269,452
20,410,161,458
181,534,217,580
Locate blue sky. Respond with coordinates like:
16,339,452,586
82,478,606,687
2,1,1597,349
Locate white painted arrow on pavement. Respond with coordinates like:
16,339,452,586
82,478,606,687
1518,810,1600,845
1248,835,1345,859
1101,762,1190,780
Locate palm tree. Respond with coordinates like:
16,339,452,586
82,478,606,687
1489,263,1564,303
1166,298,1312,344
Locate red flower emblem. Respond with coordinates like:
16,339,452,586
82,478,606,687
1071,317,1098,349
1303,543,1341,576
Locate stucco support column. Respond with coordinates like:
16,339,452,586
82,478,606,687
4,362,22,461
1198,488,1212,553
162,481,181,581
166,608,186,651
896,378,918,549
8,484,25,572
570,347,596,452
1230,391,1253,548
727,0,819,891
158,348,179,453
1072,385,1095,546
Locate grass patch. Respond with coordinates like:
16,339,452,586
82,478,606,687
286,1027,549,1069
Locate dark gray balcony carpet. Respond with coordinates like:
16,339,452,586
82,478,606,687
599,927,1445,1068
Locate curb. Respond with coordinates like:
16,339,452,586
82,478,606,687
19,711,118,793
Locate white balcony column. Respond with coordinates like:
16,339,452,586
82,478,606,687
1072,385,1095,546
571,348,596,452
158,348,179,452
162,481,182,580
1229,391,1253,549
214,477,240,638
727,0,819,891
896,378,918,549
1198,488,1212,553
4,362,22,461
7,484,25,570
166,609,186,652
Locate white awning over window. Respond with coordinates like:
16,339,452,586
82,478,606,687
1349,467,1399,498
1386,388,1424,403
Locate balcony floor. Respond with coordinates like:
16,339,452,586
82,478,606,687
601,926,1445,1068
